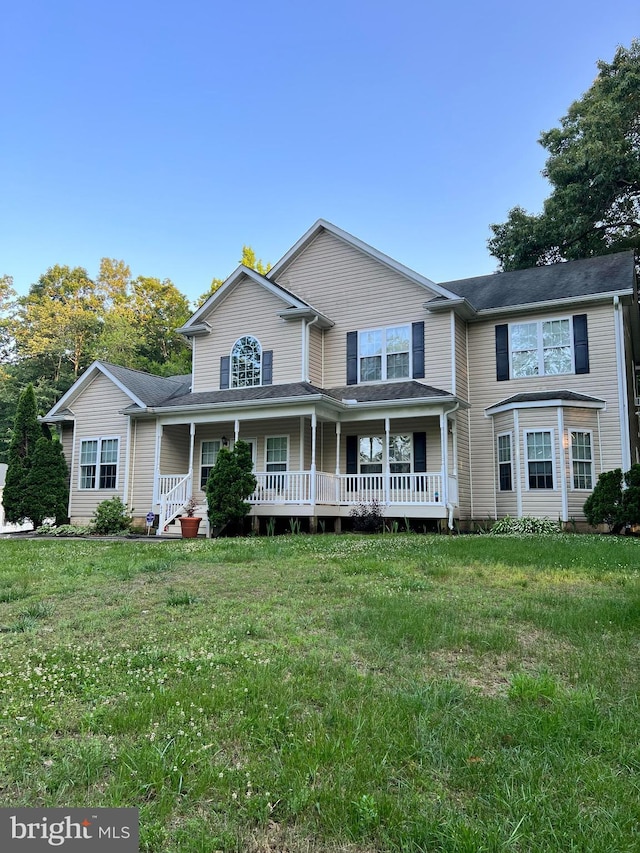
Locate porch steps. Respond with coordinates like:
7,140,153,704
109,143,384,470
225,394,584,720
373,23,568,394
159,505,209,537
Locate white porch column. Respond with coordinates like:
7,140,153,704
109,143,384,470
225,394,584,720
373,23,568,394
384,417,391,505
310,412,317,505
440,412,448,505
153,422,163,506
188,422,196,489
335,422,341,503
299,415,305,470
234,418,240,443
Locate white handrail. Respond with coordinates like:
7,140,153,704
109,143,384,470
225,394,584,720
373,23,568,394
157,473,192,533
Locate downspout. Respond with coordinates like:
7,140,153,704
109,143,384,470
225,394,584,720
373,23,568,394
442,402,460,529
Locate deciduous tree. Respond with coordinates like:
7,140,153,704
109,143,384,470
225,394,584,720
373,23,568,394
489,40,640,270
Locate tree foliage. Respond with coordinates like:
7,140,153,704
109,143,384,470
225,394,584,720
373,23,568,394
583,468,624,531
23,435,69,528
489,40,640,270
3,384,44,524
206,440,257,533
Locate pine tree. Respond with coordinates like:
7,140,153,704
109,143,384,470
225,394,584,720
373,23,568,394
23,435,69,528
3,384,43,524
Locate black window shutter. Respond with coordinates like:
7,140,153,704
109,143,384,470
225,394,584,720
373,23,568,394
346,331,358,385
413,432,427,472
220,356,230,389
495,324,509,381
346,435,358,474
412,321,425,379
262,350,273,384
573,314,589,374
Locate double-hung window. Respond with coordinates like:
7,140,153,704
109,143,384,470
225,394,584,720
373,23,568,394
358,435,412,474
511,318,572,378
359,325,411,382
266,437,288,472
200,440,221,489
497,433,513,491
526,431,554,489
79,437,119,490
570,431,594,490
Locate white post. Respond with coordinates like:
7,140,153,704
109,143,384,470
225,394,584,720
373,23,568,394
384,416,391,505
234,418,240,444
310,412,317,505
188,422,196,486
335,422,341,503
153,422,163,506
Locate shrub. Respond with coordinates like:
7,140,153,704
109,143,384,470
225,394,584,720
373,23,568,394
206,440,257,534
583,468,624,532
350,500,385,533
622,464,640,526
92,498,132,535
490,515,561,535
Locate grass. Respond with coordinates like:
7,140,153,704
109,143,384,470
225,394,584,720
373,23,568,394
0,533,638,852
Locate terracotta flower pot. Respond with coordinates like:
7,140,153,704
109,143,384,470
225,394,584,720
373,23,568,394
179,516,201,538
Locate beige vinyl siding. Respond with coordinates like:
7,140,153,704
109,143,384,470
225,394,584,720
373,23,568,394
160,425,190,475
516,410,563,519
454,409,471,518
129,419,157,519
192,276,302,391
68,374,130,523
468,302,623,517
273,230,449,389
494,412,517,519
455,314,469,400
308,325,323,386
59,424,74,468
565,409,600,520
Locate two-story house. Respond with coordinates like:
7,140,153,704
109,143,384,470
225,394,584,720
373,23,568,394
44,220,640,532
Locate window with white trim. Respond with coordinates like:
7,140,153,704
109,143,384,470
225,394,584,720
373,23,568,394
525,430,554,489
359,325,410,382
359,435,412,474
266,436,288,472
79,437,119,490
497,433,513,491
570,431,594,490
511,318,572,378
200,440,221,489
231,335,261,387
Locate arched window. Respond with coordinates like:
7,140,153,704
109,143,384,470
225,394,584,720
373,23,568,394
231,335,261,387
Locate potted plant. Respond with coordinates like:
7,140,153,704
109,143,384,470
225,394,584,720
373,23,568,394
178,497,201,538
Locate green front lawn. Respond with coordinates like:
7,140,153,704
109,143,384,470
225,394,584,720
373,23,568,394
0,534,638,852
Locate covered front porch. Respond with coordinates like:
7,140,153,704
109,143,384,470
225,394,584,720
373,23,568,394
150,396,460,533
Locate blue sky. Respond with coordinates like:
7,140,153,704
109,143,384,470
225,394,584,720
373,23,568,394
1,1,638,304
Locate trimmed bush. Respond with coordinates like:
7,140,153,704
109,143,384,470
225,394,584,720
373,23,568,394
583,468,624,532
206,440,257,534
92,498,132,535
350,501,385,533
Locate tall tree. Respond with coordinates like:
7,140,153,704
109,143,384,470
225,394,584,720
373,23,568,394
489,40,640,270
0,274,17,363
197,245,273,306
12,265,103,379
130,276,191,368
3,383,43,524
23,434,69,527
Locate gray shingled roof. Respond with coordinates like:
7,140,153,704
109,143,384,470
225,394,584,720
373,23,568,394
325,381,453,403
102,363,191,406
438,251,635,311
488,390,606,410
125,379,454,411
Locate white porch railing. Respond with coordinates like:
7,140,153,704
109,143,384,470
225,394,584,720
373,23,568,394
250,472,312,504
156,470,446,517
157,473,191,532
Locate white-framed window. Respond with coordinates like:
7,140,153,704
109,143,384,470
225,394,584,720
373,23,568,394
79,437,119,490
200,440,221,489
359,434,412,474
497,432,513,492
570,430,594,490
265,436,288,472
359,324,411,382
231,335,261,387
525,430,554,489
511,318,573,378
